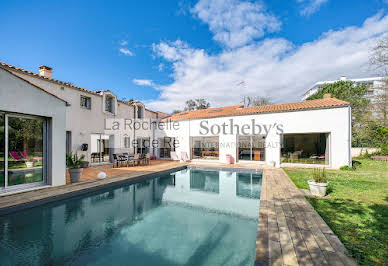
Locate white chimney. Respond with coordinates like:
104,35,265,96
39,65,52,79
340,76,347,81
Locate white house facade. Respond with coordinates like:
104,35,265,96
156,98,351,169
0,62,158,165
0,61,352,194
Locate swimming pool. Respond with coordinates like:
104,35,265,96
0,167,262,266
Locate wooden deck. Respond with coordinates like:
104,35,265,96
255,168,356,266
0,162,356,265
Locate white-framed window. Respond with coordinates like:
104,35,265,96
80,95,91,109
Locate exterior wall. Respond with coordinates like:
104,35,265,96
157,106,351,169
9,71,157,161
0,68,67,186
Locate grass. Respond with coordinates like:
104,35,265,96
284,159,388,265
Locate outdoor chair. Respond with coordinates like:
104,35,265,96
144,153,151,165
129,153,141,167
113,154,127,168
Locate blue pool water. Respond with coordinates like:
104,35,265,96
0,167,262,266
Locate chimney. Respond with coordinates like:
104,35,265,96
323,93,331,99
340,76,347,81
39,65,52,79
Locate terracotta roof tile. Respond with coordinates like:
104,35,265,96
166,98,349,121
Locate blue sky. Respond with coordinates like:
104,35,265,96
1,0,387,112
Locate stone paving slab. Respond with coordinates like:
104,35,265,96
255,168,357,266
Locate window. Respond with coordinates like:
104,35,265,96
124,136,130,148
238,135,265,161
105,96,114,113
80,95,91,109
281,133,329,165
158,137,175,158
137,106,143,119
136,137,150,154
191,136,219,160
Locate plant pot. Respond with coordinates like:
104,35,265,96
69,168,83,183
25,162,34,168
80,161,89,168
308,180,328,197
226,155,234,164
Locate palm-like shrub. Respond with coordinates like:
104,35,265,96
66,152,85,169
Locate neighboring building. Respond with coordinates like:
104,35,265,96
0,67,67,193
302,76,385,101
157,97,352,169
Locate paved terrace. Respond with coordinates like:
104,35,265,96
0,161,356,265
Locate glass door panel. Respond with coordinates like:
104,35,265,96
7,116,44,186
0,113,4,188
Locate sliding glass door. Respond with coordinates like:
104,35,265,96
1,112,46,192
237,135,266,161
0,113,4,188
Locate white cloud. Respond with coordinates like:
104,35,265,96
119,48,134,56
133,79,154,86
158,63,165,72
191,0,281,48
297,0,328,16
120,40,128,46
146,13,388,112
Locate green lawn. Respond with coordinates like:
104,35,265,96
284,159,388,265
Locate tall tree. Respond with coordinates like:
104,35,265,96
184,98,210,111
306,81,370,123
307,81,371,147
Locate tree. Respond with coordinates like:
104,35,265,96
307,81,370,123
372,83,388,126
242,96,272,107
171,110,182,115
184,98,210,111
307,81,371,147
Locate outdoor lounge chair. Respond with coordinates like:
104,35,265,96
170,151,179,161
9,151,24,162
181,152,190,162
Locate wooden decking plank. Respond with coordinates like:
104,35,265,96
279,226,299,266
322,251,345,266
299,229,329,266
285,216,314,266
269,239,284,266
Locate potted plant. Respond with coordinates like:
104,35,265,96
308,168,328,197
80,160,89,168
66,152,85,183
25,156,35,168
226,154,233,164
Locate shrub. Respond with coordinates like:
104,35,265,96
340,165,353,171
66,152,85,169
312,168,327,183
